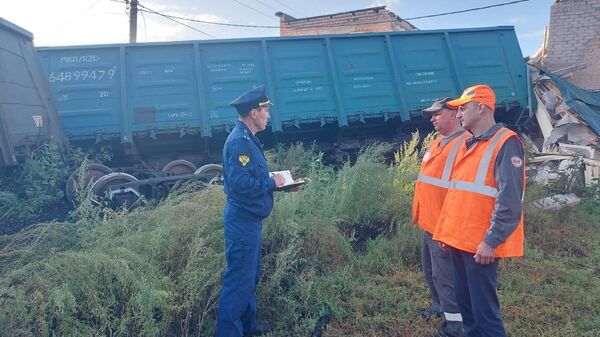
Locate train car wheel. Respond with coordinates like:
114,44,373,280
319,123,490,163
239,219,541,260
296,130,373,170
162,160,197,175
90,172,139,208
66,163,113,206
194,164,223,185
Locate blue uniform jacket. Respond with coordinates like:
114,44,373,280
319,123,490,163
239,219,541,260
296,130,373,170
222,121,276,222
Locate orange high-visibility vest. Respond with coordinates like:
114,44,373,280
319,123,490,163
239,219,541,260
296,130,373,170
433,127,525,258
412,131,468,234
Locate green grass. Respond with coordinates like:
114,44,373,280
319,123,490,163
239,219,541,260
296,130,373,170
1,137,599,337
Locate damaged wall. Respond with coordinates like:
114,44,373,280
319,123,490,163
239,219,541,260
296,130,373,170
543,0,600,90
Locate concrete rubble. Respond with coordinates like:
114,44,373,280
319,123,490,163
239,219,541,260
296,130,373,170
531,193,582,211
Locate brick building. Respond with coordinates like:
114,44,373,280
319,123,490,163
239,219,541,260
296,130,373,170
275,6,417,36
542,0,600,89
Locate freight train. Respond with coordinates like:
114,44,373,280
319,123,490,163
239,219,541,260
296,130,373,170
1,17,532,206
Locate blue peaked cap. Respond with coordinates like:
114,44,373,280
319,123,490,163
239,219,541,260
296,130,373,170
229,85,273,115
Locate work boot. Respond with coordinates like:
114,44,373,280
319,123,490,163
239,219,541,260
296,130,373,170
419,307,442,321
244,323,274,336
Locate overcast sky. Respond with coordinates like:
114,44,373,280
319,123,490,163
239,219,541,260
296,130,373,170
1,0,553,56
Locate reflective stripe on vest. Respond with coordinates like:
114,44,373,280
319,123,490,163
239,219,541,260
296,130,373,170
416,133,467,189
448,128,509,197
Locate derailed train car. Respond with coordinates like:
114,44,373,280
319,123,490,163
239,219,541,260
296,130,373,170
33,26,531,205
0,18,64,167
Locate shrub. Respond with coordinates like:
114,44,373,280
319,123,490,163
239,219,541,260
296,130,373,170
0,142,112,234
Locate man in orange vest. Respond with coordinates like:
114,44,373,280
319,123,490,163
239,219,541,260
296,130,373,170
413,98,468,337
433,85,525,337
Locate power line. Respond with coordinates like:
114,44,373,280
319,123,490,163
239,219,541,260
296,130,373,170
111,0,218,38
140,9,148,40
138,11,280,28
140,11,403,30
270,0,306,17
252,0,279,12
151,12,392,29
404,0,530,20
231,0,276,20
108,0,138,17
126,0,531,33
137,3,217,38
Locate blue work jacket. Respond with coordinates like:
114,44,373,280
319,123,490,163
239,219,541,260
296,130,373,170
222,121,276,222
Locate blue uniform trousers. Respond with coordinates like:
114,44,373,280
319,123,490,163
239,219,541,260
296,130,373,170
422,231,463,336
450,248,506,337
216,207,262,337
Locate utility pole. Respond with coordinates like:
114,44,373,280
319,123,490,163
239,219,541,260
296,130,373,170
129,0,138,43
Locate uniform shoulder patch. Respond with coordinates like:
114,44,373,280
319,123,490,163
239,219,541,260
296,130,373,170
239,154,250,167
511,156,523,168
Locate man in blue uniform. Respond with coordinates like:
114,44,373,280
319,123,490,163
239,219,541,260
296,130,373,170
215,85,285,337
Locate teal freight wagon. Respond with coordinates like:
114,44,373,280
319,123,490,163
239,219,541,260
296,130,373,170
34,26,531,205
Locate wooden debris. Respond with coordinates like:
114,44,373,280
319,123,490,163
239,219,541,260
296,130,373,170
520,133,541,154
558,143,595,159
584,165,600,187
534,91,554,141
527,68,600,188
531,154,600,166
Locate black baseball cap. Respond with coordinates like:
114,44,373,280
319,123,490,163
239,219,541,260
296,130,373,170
421,97,455,118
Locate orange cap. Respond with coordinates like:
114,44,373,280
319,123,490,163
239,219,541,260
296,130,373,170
446,84,496,111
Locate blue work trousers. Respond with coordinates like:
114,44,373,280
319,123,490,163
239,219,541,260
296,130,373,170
450,248,506,337
216,208,262,337
422,231,463,336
